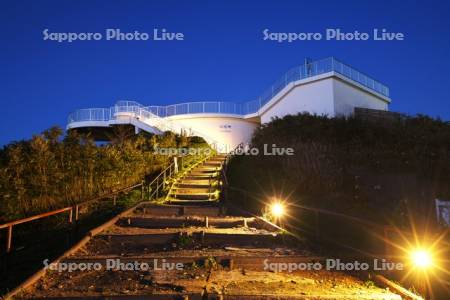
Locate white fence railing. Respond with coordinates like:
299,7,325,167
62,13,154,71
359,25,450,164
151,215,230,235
68,57,389,123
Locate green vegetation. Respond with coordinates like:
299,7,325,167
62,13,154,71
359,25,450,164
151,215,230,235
0,126,207,222
363,280,375,289
0,125,211,294
228,113,450,226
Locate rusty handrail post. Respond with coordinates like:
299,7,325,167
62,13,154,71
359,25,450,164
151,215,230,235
156,177,159,198
68,207,73,224
75,205,79,222
141,180,144,200
163,169,166,190
6,225,12,253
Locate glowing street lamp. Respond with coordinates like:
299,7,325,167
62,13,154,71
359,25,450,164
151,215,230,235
408,248,434,299
411,249,432,269
270,202,285,218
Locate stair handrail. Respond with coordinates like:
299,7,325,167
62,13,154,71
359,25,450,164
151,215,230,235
164,151,214,202
113,102,222,151
0,179,148,254
219,142,244,203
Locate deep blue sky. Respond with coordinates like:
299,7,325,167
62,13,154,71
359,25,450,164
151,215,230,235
1,0,450,145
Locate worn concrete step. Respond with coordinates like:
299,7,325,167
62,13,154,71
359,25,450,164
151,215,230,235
174,183,214,189
167,191,219,200
199,164,221,169
76,231,287,257
186,170,219,177
183,174,217,179
209,157,226,161
167,198,219,204
118,216,204,228
136,204,223,217
188,171,219,177
62,255,320,271
170,187,217,194
118,217,253,229
19,269,206,299
190,166,221,172
177,179,213,185
168,193,218,201
97,232,283,250
119,217,271,230
199,161,223,169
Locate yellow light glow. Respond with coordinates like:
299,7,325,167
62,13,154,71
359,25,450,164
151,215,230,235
271,202,285,218
411,249,432,268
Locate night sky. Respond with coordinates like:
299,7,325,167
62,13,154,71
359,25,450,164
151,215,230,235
1,0,450,145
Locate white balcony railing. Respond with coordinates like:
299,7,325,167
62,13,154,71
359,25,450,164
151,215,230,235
68,57,390,124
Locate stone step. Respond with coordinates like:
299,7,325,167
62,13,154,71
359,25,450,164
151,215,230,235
174,182,213,188
167,198,219,204
195,161,221,166
168,194,218,201
92,232,284,252
177,179,213,185
117,216,252,229
136,204,223,217
188,170,219,175
62,254,320,271
183,174,216,179
170,187,217,193
193,164,221,171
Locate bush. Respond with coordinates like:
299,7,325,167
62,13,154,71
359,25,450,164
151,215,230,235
227,113,450,225
0,126,200,222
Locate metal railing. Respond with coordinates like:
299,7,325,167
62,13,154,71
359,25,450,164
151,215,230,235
0,181,145,253
164,152,215,202
67,57,390,123
148,152,213,201
67,101,221,149
0,149,214,254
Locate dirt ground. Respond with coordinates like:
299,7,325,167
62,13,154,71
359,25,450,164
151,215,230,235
19,269,208,298
19,264,401,299
207,269,400,299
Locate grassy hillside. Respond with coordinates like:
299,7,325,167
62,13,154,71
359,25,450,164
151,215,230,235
0,126,207,222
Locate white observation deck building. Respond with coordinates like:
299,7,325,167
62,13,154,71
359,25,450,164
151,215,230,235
67,57,391,152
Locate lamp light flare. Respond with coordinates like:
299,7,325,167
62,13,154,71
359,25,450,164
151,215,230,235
271,202,285,218
411,249,432,268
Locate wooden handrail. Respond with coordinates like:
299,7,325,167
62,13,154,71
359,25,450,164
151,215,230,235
0,182,144,229
0,207,72,229
77,182,144,207
0,180,145,253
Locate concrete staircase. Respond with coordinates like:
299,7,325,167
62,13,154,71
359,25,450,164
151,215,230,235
15,202,403,300
166,155,227,204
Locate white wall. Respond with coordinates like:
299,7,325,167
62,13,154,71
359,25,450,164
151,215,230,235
332,78,389,116
258,75,390,123
259,78,335,123
166,114,259,153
